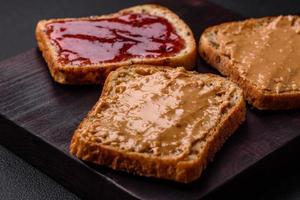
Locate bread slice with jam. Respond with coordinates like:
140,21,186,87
36,4,196,84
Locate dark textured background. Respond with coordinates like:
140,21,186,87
1,0,300,199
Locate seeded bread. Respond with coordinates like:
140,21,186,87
35,4,196,84
199,16,300,109
70,65,246,183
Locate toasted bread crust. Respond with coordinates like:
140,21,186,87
199,16,300,110
36,4,196,84
70,65,246,183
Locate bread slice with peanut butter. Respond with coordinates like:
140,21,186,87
35,4,196,84
70,65,246,183
199,16,300,109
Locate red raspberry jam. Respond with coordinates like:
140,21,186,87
45,13,185,65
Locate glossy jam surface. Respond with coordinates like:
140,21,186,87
46,13,185,65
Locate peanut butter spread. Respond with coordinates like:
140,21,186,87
86,68,237,158
216,16,300,93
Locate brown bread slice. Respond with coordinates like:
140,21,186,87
36,4,196,84
70,65,246,183
199,16,300,109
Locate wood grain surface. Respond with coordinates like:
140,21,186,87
1,1,300,199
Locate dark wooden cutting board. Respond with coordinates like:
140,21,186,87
1,1,300,199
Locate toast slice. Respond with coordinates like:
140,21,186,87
199,16,300,109
70,65,246,183
36,4,196,84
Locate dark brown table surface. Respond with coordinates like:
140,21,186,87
1,0,300,199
